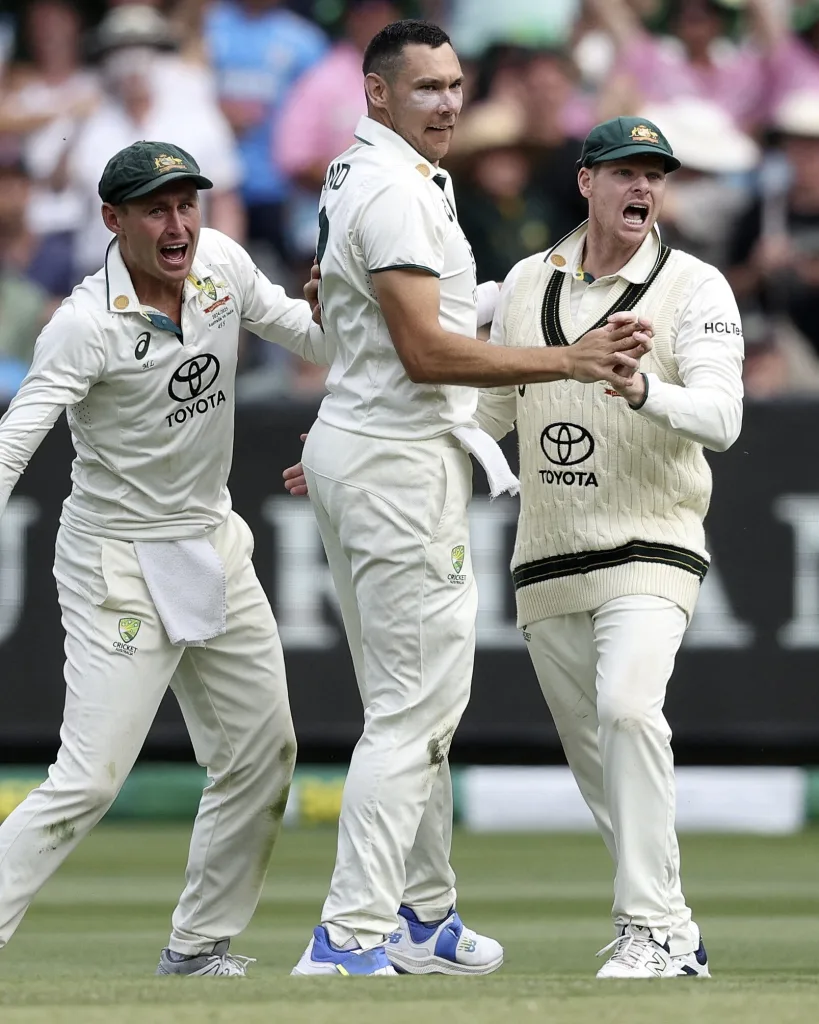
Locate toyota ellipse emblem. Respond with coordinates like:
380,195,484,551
540,422,595,466
168,354,220,402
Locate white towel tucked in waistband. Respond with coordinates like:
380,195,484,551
135,537,227,647
452,424,520,499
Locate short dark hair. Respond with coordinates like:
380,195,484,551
362,19,451,79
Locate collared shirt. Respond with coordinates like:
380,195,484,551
487,221,744,452
315,115,479,440
0,228,329,540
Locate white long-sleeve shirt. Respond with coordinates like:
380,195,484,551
0,228,330,540
479,230,744,451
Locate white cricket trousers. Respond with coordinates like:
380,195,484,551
0,512,295,954
526,595,699,954
302,421,477,949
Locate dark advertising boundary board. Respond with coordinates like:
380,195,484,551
1,399,818,762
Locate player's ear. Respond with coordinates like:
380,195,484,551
102,202,125,235
365,71,389,110
577,166,593,200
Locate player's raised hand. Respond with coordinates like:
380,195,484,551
282,434,309,496
606,313,652,386
567,316,652,386
607,310,653,343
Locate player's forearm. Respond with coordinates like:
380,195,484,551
251,310,334,366
244,274,334,367
0,395,64,506
634,375,743,452
0,463,21,521
403,329,570,386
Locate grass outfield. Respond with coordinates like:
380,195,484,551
0,825,817,1023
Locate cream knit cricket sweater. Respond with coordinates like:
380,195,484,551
507,233,712,626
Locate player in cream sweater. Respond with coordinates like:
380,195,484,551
476,116,744,979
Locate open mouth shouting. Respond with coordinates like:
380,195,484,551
622,202,649,229
158,240,190,271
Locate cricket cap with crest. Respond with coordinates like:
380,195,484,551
578,116,681,172
98,141,213,205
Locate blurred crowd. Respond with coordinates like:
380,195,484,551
2,0,819,401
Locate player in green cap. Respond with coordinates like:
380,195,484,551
0,140,332,976
472,114,744,978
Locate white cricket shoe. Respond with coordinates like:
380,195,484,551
291,926,397,976
596,924,677,979
386,905,504,976
671,936,711,978
155,940,255,976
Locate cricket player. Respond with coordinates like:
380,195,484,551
289,22,653,978
474,117,745,978
0,141,331,975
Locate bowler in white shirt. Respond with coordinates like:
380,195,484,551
290,19,654,978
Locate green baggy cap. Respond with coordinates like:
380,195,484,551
579,116,680,172
98,141,214,205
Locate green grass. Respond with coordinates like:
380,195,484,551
0,824,818,1023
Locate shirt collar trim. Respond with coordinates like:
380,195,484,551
353,115,438,180
545,220,663,285
105,240,139,314
104,239,211,314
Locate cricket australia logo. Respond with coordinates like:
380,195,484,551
113,616,141,657
451,545,465,573
118,617,140,643
448,544,467,585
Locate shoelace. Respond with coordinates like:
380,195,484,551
595,932,654,969
204,953,257,976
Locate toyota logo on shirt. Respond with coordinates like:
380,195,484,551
168,354,220,402
540,422,595,466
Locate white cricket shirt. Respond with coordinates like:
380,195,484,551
315,116,479,440
0,228,329,540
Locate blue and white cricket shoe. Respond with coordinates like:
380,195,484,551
386,906,504,976
672,936,711,978
291,926,397,976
